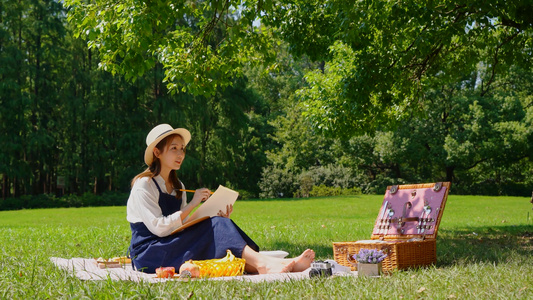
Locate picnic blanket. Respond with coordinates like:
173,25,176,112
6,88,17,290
50,257,355,283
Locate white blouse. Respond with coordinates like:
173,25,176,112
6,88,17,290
126,175,187,237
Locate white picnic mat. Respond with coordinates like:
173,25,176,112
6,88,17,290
50,257,351,283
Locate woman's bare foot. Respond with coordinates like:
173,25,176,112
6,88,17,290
241,246,315,274
291,249,315,272
281,260,296,273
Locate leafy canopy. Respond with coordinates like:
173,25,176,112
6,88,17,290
265,0,533,135
64,0,276,96
65,0,533,136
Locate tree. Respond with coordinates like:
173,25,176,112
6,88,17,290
64,0,276,97
264,0,533,135
1,0,280,202
332,63,533,194
0,0,28,198
66,0,533,137
441,65,533,194
0,0,67,196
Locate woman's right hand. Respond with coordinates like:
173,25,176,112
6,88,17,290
191,188,211,206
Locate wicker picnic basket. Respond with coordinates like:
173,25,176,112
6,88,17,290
333,182,450,273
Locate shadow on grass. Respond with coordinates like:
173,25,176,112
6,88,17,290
240,195,367,202
264,241,335,259
259,225,533,265
437,224,533,266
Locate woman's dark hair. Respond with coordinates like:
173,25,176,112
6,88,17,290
131,134,184,191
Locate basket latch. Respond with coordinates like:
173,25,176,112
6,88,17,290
433,182,443,192
397,201,412,234
390,185,398,194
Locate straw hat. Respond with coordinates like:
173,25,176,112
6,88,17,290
144,124,191,166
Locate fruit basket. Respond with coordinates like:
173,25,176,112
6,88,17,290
191,250,245,277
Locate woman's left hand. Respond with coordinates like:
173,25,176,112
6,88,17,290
218,204,233,218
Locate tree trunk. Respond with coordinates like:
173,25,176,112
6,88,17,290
2,174,6,200
446,166,454,183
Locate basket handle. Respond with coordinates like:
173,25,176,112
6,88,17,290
346,252,358,267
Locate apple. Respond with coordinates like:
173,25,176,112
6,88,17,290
155,266,175,278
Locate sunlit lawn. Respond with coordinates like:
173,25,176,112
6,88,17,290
0,194,532,299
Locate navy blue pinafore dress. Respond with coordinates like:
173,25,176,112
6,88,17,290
128,180,259,273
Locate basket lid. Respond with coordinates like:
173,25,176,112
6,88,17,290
371,182,451,241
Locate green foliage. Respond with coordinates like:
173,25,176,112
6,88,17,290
0,192,128,211
0,0,274,200
298,41,381,135
260,51,533,196
258,165,297,198
307,184,361,197
3,0,533,206
260,163,364,198
266,0,533,135
175,78,272,196
64,0,276,96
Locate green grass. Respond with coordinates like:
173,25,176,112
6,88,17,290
1,195,532,299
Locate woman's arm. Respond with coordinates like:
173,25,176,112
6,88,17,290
127,178,184,237
179,188,211,222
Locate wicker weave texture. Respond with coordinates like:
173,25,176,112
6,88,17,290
191,250,246,277
193,259,245,277
333,240,436,272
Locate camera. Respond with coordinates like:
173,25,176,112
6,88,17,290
309,261,333,278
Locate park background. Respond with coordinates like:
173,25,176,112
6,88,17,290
1,1,533,298
2,1,533,209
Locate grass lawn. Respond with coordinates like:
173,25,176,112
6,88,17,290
0,194,532,299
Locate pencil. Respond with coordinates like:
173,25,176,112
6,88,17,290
179,189,214,195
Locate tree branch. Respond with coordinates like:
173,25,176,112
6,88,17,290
501,17,522,30
480,30,521,96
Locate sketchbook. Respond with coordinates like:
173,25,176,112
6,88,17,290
171,185,239,234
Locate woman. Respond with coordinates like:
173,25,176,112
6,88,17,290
127,124,315,274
